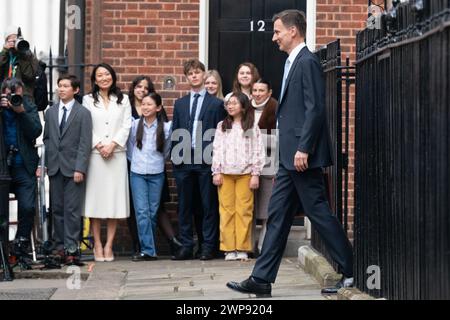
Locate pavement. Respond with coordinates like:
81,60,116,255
0,255,329,300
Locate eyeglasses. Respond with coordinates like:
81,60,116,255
226,100,240,106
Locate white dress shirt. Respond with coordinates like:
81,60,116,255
58,99,76,125
190,88,206,148
285,42,306,78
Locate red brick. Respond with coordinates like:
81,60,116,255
159,11,181,19
121,26,146,33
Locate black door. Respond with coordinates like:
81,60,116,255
209,0,307,99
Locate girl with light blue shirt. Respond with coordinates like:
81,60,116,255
127,92,171,260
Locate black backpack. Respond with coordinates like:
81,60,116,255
34,60,49,112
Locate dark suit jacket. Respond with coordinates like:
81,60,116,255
171,92,226,166
0,95,42,175
43,100,92,177
277,46,332,170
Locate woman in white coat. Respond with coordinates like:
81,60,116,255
83,63,131,262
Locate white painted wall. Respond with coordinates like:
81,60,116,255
306,0,317,51
0,0,61,60
0,0,60,239
199,0,209,66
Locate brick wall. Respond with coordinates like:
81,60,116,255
85,0,200,108
82,0,368,253
84,0,201,255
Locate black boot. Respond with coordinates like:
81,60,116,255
12,237,32,270
13,237,30,258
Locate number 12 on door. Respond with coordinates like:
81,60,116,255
250,20,266,32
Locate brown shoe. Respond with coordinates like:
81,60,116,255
52,249,66,262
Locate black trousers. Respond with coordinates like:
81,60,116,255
173,164,219,253
252,165,353,283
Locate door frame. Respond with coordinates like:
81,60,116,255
199,0,317,68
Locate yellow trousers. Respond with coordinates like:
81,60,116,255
218,174,254,252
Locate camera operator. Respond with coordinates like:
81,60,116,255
0,26,39,99
0,78,42,257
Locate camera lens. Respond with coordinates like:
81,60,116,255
10,94,23,107
16,40,30,52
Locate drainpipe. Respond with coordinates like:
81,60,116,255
58,0,67,68
67,0,86,95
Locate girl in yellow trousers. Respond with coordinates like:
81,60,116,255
212,92,265,261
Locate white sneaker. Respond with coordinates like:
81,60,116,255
236,251,248,261
225,251,238,261
343,277,354,288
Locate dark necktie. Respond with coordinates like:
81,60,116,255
189,93,201,134
60,106,67,134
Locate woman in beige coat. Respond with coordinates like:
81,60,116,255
83,63,131,262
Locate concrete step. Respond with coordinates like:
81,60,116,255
254,225,309,257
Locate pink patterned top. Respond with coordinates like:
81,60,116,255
212,121,265,176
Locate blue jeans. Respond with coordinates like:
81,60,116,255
130,172,165,257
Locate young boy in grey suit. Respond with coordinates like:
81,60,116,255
37,75,92,265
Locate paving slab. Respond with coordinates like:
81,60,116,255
1,256,327,300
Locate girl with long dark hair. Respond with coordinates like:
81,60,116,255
212,92,265,261
127,93,172,260
127,76,182,258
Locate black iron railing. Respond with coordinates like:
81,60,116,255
311,40,355,269
38,47,95,110
355,0,450,299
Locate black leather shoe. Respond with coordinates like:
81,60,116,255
168,237,182,257
199,250,215,261
132,253,158,262
321,276,354,295
171,247,194,260
226,277,272,297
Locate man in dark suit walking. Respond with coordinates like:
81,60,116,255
227,9,354,296
171,59,226,260
39,75,92,265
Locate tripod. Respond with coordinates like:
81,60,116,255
36,145,60,270
0,221,13,281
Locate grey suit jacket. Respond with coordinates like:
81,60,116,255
277,46,332,170
43,100,93,177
